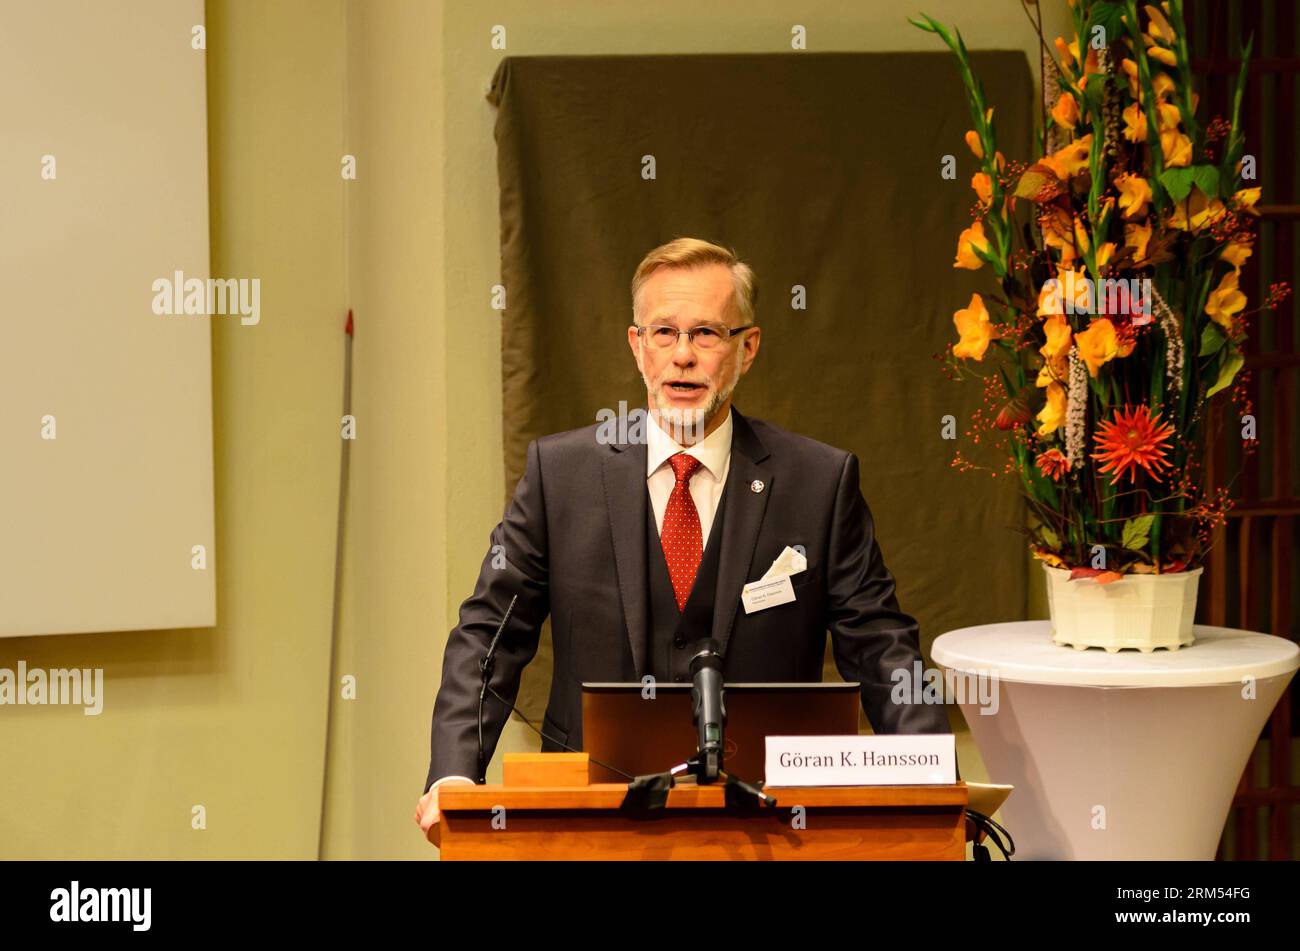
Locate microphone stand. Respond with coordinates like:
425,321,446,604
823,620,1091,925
477,594,518,785
621,639,777,812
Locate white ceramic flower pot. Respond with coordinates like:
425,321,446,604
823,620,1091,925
1043,563,1203,652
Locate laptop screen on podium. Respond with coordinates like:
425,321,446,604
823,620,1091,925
581,682,860,783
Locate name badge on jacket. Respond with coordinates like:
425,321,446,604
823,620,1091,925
741,546,807,614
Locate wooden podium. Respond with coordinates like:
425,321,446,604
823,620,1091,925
431,753,968,860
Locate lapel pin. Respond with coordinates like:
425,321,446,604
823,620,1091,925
750,479,765,494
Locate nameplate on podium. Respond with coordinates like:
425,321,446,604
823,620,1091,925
765,734,957,786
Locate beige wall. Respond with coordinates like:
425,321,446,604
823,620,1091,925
2,0,1066,859
0,0,345,858
320,0,446,860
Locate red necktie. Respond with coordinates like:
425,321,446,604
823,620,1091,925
662,452,704,611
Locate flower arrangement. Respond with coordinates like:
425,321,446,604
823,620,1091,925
912,0,1290,581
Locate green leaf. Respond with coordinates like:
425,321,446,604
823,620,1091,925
1086,1,1127,44
1199,322,1227,357
1190,165,1219,199
1040,526,1061,550
1122,515,1156,551
1207,350,1244,397
1159,167,1196,202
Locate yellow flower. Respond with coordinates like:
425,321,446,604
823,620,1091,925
1145,3,1176,44
1168,186,1226,231
1075,318,1120,377
1058,264,1092,312
952,293,994,360
1205,270,1246,330
965,130,983,160
1052,92,1079,128
971,171,992,206
1054,35,1078,69
1050,134,1093,179
1145,42,1178,68
1075,48,1102,93
1040,312,1073,360
1096,242,1117,268
1121,58,1140,99
1124,221,1153,263
1037,275,1065,317
954,220,991,270
1073,216,1091,255
1161,129,1193,167
1036,382,1068,436
1156,101,1182,133
1117,173,1153,219
1040,207,1075,261
1221,240,1252,269
1123,103,1147,142
1151,72,1177,102
1233,187,1261,214
1036,353,1069,388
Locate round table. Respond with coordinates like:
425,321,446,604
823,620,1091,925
932,622,1299,860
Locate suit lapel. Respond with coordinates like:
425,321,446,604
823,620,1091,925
602,431,649,679
710,408,771,656
604,406,773,677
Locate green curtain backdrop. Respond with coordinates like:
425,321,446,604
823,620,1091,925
487,51,1032,722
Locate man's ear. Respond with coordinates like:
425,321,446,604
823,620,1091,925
627,325,644,374
739,326,761,373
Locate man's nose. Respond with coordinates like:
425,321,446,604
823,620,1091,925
671,333,696,363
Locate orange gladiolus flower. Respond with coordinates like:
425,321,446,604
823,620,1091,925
1075,317,1120,377
1232,187,1261,214
971,171,992,206
1050,134,1093,179
1124,221,1153,263
1040,312,1073,361
1117,173,1153,219
1161,129,1193,167
1221,240,1252,269
1205,270,1247,330
1122,103,1147,142
964,130,983,160
1168,187,1226,231
1052,92,1079,128
952,293,994,360
1036,382,1068,436
1037,352,1069,387
954,220,991,270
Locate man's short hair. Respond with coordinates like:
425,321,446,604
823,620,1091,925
631,238,756,326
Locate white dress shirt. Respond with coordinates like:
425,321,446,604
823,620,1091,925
427,409,736,795
645,407,733,548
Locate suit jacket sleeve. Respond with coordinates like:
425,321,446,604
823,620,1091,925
424,438,550,791
825,451,950,737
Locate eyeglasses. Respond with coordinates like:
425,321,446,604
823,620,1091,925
635,322,753,351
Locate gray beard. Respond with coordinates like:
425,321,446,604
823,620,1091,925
642,355,743,445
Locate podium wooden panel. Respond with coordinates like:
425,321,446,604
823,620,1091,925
433,764,968,860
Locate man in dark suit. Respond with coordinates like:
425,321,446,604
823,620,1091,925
416,238,949,835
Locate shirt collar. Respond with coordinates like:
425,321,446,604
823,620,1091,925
646,407,733,481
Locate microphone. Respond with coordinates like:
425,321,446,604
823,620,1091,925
689,638,726,784
477,594,517,784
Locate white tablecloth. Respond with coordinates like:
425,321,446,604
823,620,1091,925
932,622,1299,860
